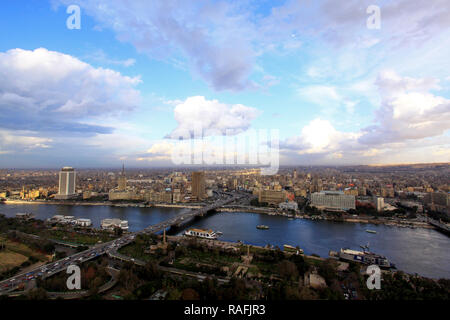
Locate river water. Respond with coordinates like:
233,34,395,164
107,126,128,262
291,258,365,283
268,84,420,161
1,203,449,279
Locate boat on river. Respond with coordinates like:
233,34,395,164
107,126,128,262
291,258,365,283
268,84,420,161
334,245,396,269
184,228,218,240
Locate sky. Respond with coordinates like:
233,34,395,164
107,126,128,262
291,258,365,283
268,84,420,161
0,0,449,168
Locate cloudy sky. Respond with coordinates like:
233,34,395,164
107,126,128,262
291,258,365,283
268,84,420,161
0,0,449,168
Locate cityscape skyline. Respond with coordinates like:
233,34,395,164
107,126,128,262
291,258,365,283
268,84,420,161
1,162,450,170
0,0,449,307
0,0,449,168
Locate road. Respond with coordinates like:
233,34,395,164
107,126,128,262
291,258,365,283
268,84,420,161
0,191,247,295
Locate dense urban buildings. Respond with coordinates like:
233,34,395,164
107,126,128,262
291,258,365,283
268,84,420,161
0,164,449,216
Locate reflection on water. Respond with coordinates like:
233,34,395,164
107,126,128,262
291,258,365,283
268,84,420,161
1,204,449,279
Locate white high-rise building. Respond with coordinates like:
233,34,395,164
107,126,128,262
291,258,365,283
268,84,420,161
375,197,385,212
310,191,355,210
56,167,76,199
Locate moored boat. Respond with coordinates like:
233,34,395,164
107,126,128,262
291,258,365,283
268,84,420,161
256,225,269,230
335,246,395,269
184,228,218,240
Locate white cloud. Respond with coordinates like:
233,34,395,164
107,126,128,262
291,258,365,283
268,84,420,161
281,118,361,155
53,0,450,94
140,141,175,161
166,96,260,139
282,71,450,164
263,0,450,48
0,48,141,134
0,129,53,153
360,71,450,144
55,0,257,91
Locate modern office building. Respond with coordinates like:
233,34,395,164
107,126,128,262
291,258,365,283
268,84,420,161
192,171,206,201
310,191,355,211
55,167,76,199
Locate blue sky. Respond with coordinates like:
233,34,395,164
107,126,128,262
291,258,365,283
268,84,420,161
0,0,449,168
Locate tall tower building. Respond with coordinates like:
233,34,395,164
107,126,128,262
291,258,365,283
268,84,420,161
118,164,127,191
57,167,76,199
192,171,206,201
375,197,384,212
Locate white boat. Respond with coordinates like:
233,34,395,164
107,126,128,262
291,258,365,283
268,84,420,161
337,247,395,269
184,228,218,240
101,218,129,231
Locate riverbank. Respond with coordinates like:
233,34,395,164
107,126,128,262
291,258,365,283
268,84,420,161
2,200,436,231
217,207,434,229
2,199,202,209
168,235,327,263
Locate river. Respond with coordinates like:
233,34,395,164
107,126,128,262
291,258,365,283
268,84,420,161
1,203,449,279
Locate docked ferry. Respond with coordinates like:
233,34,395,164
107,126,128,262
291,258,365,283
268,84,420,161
336,247,395,269
184,228,218,240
